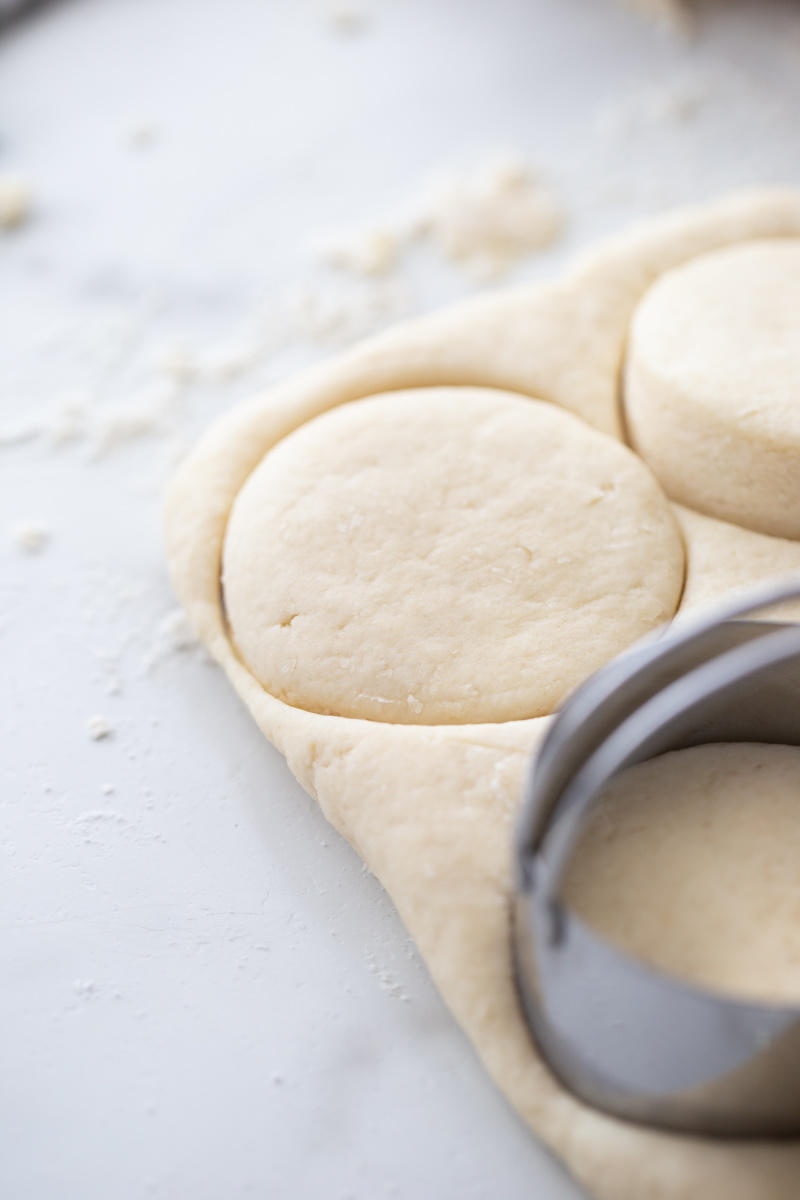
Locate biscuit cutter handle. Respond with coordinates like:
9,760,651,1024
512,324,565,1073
514,576,800,1137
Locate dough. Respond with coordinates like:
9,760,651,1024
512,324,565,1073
223,387,683,725
166,189,800,1200
672,504,800,620
564,743,800,1003
625,239,800,539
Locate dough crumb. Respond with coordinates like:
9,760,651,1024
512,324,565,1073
417,155,563,280
44,392,93,446
101,783,115,796
12,521,49,552
0,174,31,229
158,346,198,385
324,3,368,33
87,715,114,741
316,227,399,278
158,608,200,652
314,154,563,283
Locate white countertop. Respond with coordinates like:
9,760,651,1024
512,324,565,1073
2,1,799,1197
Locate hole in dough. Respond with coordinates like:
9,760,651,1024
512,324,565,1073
564,742,800,1005
222,386,684,724
624,238,800,540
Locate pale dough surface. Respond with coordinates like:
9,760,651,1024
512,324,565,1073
165,189,800,1200
564,743,800,1003
625,239,800,539
224,387,683,725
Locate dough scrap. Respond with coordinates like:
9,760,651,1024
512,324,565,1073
223,387,683,725
166,188,800,1200
625,239,800,539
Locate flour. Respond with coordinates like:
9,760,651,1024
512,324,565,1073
315,154,563,283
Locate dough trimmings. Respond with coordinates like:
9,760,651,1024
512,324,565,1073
166,188,800,1200
223,387,683,725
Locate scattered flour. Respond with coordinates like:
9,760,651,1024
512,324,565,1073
0,174,31,229
90,383,182,456
0,383,182,458
158,608,200,652
594,76,711,143
12,521,49,552
0,158,557,467
314,154,563,282
365,954,411,1002
44,392,93,446
142,607,205,672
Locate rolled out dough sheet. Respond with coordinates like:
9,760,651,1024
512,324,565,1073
166,188,800,1200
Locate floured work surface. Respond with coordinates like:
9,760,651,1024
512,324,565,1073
166,189,800,1200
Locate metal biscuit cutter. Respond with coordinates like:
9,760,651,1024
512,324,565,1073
514,576,800,1139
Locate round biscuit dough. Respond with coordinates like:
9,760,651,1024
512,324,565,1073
625,238,800,539
223,387,685,724
564,743,800,1004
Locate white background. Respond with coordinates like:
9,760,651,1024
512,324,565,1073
1,1,800,1197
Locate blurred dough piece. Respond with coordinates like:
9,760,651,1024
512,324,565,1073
223,388,684,725
564,743,800,1003
625,239,800,539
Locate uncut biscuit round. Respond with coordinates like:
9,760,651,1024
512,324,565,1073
222,387,684,725
625,238,800,540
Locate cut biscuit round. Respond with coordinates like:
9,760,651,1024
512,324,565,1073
625,237,800,539
564,743,800,1004
222,386,684,724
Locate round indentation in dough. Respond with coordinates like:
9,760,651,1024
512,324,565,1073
222,387,684,725
564,743,800,1004
625,238,800,540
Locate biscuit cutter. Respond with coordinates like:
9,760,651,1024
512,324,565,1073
514,576,800,1138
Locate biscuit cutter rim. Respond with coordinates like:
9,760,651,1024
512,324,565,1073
514,576,800,1139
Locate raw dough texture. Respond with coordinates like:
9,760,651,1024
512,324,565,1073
564,743,800,1003
625,239,800,539
223,387,683,725
166,189,800,1200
